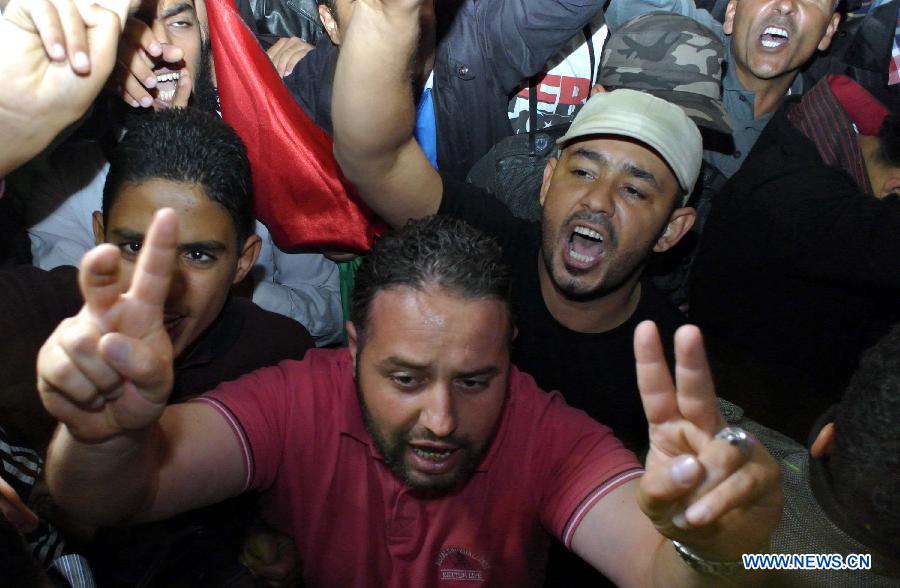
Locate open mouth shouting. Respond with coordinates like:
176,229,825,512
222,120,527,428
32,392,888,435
565,224,606,270
759,25,790,50
153,69,182,108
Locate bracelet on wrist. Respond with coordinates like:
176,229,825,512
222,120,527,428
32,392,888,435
671,540,745,576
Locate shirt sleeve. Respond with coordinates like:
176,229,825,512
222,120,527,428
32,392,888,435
26,144,108,270
522,386,644,548
475,0,608,95
250,221,344,346
193,361,300,492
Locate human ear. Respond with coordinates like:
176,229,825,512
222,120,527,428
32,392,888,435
347,321,359,370
723,0,738,35
319,5,341,45
653,207,696,253
232,234,262,283
539,157,558,207
810,422,835,458
92,211,105,245
817,13,841,51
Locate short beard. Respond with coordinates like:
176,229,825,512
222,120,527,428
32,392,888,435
539,209,654,302
192,37,219,114
353,361,485,494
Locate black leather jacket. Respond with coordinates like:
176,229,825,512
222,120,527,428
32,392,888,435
234,0,326,44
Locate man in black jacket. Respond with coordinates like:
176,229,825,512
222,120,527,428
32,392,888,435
690,74,900,442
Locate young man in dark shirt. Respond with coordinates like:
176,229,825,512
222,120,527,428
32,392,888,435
0,108,312,586
331,0,716,456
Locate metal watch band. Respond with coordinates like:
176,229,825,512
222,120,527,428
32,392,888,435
671,540,745,576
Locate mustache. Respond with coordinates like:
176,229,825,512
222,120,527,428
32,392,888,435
406,428,470,447
759,15,794,32
563,210,618,249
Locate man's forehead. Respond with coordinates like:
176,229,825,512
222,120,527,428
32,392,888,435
563,137,669,174
364,287,510,353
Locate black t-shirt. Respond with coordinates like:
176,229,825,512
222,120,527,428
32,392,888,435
438,176,685,454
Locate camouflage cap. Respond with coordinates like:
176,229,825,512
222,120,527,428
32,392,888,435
599,11,732,135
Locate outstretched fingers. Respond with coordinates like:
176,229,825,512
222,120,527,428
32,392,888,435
124,208,178,322
673,325,723,435
634,320,679,426
80,243,124,322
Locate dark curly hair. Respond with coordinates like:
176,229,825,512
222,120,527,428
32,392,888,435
102,108,254,247
830,322,900,554
350,215,513,343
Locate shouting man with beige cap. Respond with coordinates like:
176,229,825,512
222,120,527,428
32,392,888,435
332,1,715,459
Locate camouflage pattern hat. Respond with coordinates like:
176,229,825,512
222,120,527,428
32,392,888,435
599,11,732,135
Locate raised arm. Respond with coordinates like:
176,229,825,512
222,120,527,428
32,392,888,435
571,322,781,586
331,0,441,229
39,210,245,528
0,0,135,176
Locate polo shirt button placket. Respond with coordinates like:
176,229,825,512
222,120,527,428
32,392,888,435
387,488,419,545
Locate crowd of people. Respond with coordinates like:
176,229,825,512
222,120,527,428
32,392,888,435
0,0,897,586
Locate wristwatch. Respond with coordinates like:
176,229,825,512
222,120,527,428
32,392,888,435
671,540,745,576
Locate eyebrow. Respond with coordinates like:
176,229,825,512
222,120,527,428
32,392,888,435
623,163,660,189
379,357,501,379
109,229,226,253
568,147,661,189
110,227,144,242
177,241,227,254
160,2,195,19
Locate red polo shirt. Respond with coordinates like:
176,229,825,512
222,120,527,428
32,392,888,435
199,348,641,587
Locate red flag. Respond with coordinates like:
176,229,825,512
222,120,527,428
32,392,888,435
206,0,383,252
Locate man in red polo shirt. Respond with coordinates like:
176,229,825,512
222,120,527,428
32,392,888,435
37,214,781,586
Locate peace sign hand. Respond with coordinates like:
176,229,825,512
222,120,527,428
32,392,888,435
37,209,178,444
634,321,783,562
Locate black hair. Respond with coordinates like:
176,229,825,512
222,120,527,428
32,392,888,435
830,322,900,554
350,216,513,342
874,114,900,168
102,108,254,246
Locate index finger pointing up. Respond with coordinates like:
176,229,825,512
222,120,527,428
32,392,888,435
634,320,680,426
126,207,178,311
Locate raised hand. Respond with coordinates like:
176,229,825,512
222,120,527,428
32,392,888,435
0,0,135,175
109,15,185,108
634,321,782,561
266,36,313,78
37,209,179,444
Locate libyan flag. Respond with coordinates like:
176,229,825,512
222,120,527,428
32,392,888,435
206,0,383,252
